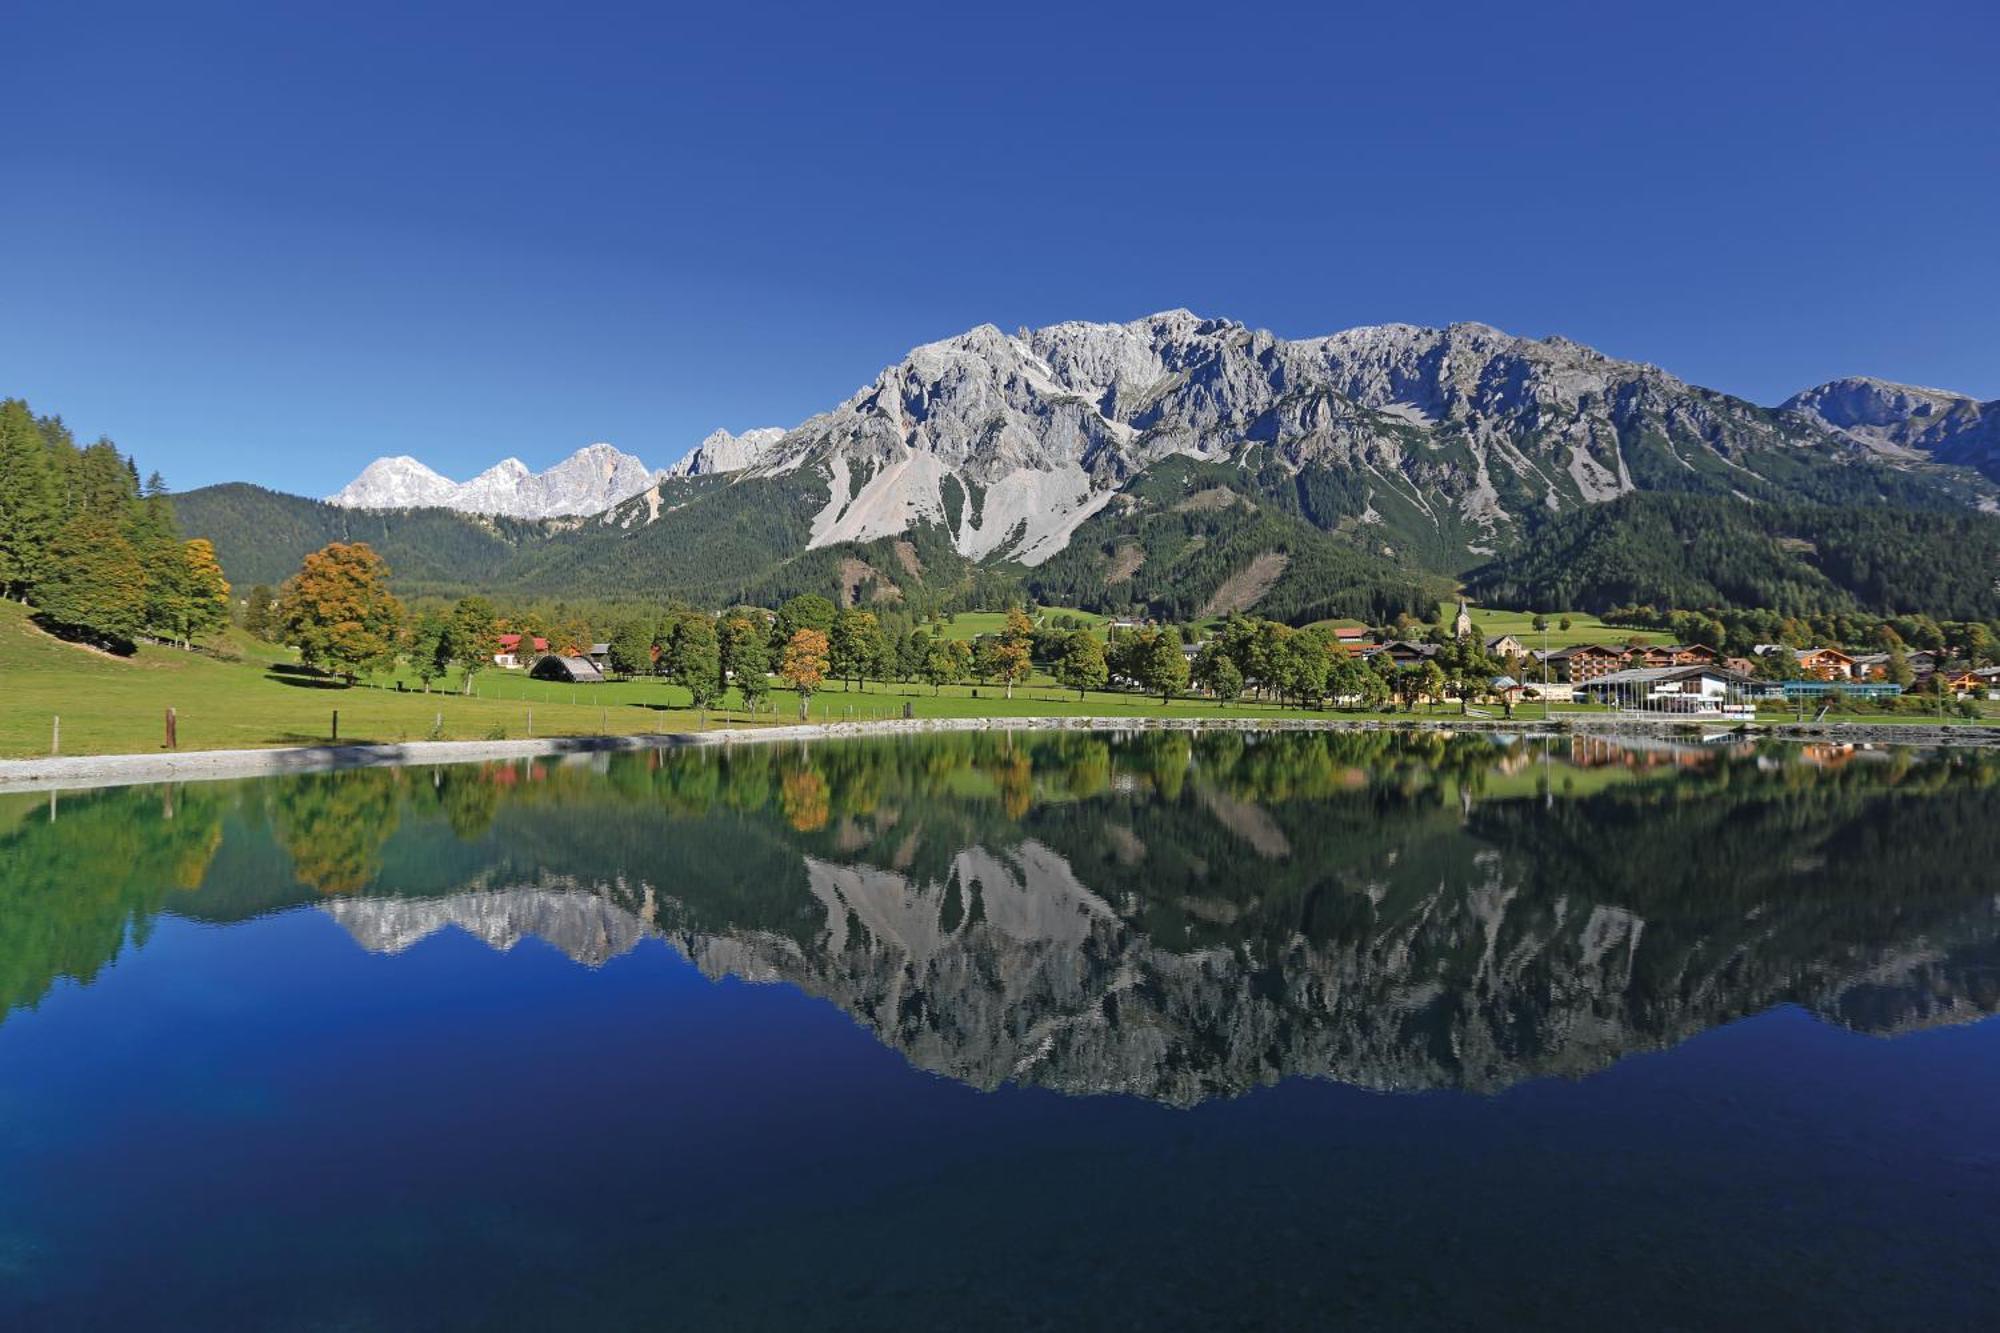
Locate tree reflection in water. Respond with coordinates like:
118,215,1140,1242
4,732,1996,1102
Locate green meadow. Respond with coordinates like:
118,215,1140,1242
0,601,1399,759
4,600,1984,762
1434,604,1668,649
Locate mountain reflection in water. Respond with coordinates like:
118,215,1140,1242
4,731,1997,1105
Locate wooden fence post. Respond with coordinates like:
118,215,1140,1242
331,709,339,743
51,715,59,756
165,707,178,749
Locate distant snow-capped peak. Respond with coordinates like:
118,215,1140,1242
328,432,789,518
325,443,660,518
325,455,462,509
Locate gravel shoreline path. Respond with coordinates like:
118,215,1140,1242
3,714,1995,793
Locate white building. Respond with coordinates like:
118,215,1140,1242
1579,665,1756,718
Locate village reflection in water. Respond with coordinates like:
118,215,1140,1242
6,730,1998,1104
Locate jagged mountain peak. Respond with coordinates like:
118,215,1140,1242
334,441,668,517
1784,375,1979,420
471,457,532,479
1783,376,1997,468
328,442,668,518
666,427,789,478
324,454,460,509
329,422,815,518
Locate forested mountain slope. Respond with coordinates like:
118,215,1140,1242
1467,494,2000,619
175,484,546,593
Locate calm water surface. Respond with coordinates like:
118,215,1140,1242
2,731,1997,1330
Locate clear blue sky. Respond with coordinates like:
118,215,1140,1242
4,0,1996,496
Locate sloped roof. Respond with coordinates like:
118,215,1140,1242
1580,665,1751,688
531,653,606,682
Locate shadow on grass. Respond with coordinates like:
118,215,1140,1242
28,614,136,656
265,670,349,690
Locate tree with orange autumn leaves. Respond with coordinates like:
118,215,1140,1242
276,541,406,682
779,627,830,711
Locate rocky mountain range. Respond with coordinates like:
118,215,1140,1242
184,311,2000,618
326,442,665,518
321,313,2000,541
752,311,1999,565
326,429,787,518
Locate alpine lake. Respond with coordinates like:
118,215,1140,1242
2,729,1997,1330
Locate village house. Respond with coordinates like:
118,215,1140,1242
1847,652,1891,681
1627,643,1721,669
1484,633,1527,659
493,633,549,669
1379,640,1440,666
1939,667,1988,697
1794,647,1859,681
1538,643,1627,684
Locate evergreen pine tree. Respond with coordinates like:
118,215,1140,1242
128,476,189,639
73,439,138,522
0,399,62,601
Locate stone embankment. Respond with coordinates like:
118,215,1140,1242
1,713,1995,793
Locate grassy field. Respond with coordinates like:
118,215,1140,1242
931,607,1107,640
0,602,730,758
1440,603,1667,649
5,602,1987,761
0,601,1401,759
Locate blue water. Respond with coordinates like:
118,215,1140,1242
1,733,1996,1328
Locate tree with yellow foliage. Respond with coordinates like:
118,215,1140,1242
780,626,830,719
166,538,232,647
276,542,406,683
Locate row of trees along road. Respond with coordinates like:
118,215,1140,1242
265,542,1515,714
266,545,1582,715
0,398,230,648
